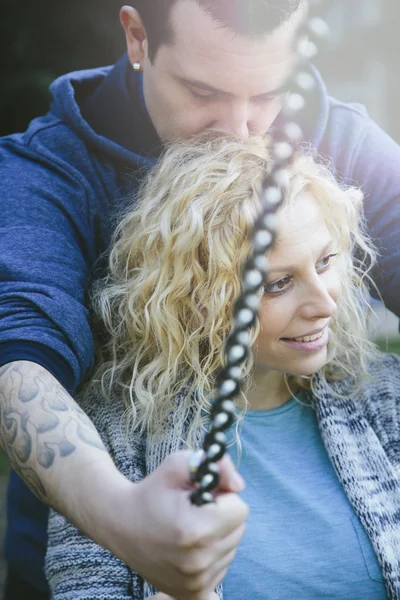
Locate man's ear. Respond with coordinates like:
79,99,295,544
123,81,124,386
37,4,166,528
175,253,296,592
120,5,147,66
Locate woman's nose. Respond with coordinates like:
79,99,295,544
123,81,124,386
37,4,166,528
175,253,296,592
300,277,338,320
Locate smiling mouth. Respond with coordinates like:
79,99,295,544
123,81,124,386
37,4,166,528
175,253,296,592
282,330,325,343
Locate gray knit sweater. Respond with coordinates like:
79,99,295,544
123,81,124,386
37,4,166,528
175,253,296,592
45,353,400,599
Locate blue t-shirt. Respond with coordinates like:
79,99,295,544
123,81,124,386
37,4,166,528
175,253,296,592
223,394,387,599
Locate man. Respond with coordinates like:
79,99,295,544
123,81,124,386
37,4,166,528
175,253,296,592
0,1,399,598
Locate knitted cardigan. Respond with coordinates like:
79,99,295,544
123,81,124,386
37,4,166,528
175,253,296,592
45,353,400,599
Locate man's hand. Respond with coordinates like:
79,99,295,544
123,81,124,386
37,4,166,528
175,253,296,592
105,451,248,600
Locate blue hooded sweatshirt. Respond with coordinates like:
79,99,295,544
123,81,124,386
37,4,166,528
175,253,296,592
0,54,400,592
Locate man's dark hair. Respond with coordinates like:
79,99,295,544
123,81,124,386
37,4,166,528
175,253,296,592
132,0,302,62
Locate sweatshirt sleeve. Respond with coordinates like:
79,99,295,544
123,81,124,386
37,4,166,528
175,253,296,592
0,129,101,390
350,116,400,318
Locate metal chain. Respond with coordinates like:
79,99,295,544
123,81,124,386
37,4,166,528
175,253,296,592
190,0,330,506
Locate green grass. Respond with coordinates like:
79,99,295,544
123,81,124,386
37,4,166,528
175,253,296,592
375,337,400,354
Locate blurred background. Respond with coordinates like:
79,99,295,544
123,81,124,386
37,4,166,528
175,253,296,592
0,0,399,592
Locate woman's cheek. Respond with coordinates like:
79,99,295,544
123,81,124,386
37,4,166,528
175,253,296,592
258,293,296,339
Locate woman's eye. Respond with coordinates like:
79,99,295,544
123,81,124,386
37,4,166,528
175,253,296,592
264,276,292,295
317,253,338,271
264,254,338,295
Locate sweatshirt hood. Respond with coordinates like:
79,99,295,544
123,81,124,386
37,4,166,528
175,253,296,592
49,54,161,169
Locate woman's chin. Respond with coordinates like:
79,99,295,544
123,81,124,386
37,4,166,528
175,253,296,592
296,347,328,376
284,347,329,378
254,342,329,377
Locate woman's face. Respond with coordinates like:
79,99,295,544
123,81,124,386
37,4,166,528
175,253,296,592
254,192,342,377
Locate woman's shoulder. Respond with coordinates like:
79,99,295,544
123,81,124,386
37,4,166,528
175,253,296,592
354,352,400,409
319,352,400,439
357,353,400,449
366,352,400,395
319,352,400,402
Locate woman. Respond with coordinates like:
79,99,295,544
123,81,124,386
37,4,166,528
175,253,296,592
45,134,400,599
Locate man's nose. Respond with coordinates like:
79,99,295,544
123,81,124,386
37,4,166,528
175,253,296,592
211,101,250,138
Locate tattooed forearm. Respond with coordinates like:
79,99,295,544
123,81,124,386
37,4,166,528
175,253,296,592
0,361,106,502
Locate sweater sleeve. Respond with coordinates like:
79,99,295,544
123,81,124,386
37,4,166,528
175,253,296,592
46,510,133,600
0,128,101,390
45,390,144,599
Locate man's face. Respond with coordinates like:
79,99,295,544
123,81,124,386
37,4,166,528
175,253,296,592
141,0,304,142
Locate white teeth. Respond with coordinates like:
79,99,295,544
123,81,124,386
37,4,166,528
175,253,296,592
292,331,323,343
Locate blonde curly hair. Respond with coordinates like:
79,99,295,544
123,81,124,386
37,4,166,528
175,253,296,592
90,133,379,443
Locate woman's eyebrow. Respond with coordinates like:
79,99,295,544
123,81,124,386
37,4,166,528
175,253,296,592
268,239,335,273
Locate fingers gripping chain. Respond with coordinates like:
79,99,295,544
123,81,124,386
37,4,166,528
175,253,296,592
190,0,330,507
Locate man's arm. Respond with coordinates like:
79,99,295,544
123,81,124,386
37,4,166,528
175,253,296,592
1,361,134,600
1,360,247,599
0,360,120,522
0,360,146,565
318,102,400,318
352,116,400,317
0,132,103,389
